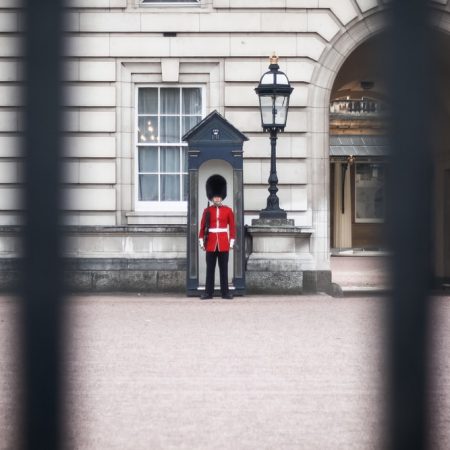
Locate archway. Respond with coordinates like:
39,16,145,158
309,8,450,289
329,34,389,253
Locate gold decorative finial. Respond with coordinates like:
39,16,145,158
270,53,279,65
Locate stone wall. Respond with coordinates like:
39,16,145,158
0,0,448,292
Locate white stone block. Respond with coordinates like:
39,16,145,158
0,0,23,7
0,161,21,184
200,13,260,32
290,84,308,107
243,186,263,211
286,0,319,6
0,188,22,210
212,0,229,6
65,85,116,107
230,35,297,57
297,35,326,61
0,61,19,81
261,12,307,32
291,186,308,210
229,0,286,6
80,13,140,32
0,235,21,256
109,0,128,7
170,36,230,57
62,161,79,184
66,36,110,57
63,61,79,81
0,213,23,226
63,188,116,211
0,111,18,132
152,236,186,254
291,135,308,158
318,0,358,25
225,109,261,132
355,0,378,12
141,13,200,32
0,37,21,57
285,109,307,133
225,60,264,82
0,86,22,107
62,212,116,226
0,12,18,32
243,160,263,184
224,85,259,107
79,111,116,132
63,136,116,158
79,161,116,184
63,111,79,132
253,235,295,253
67,0,109,6
262,160,307,184
79,61,116,81
307,11,340,42
0,136,22,157
161,59,180,82
244,134,307,158
110,36,170,57
285,60,316,83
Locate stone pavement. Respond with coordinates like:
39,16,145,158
1,293,449,449
331,255,391,295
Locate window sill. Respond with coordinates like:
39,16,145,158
126,211,187,225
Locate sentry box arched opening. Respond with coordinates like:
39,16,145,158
182,110,248,297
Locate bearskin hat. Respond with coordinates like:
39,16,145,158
206,174,227,201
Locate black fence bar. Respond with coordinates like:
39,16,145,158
22,1,65,449
387,0,434,449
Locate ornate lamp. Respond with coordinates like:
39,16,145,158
254,54,294,219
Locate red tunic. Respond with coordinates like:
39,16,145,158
199,205,236,252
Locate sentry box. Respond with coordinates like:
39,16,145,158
182,110,248,297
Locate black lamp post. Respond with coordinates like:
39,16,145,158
255,54,294,220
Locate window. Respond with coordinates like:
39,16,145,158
355,162,386,222
136,86,203,210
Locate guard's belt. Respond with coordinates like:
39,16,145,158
208,228,228,233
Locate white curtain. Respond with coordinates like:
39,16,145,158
333,162,352,248
138,87,202,202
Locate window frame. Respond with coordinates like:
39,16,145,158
354,161,386,223
134,84,205,212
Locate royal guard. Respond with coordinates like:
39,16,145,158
198,175,236,300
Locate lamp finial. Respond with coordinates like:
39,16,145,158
270,53,279,65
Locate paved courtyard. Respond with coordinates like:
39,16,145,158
0,294,449,449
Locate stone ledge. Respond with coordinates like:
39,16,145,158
0,225,188,235
246,271,303,294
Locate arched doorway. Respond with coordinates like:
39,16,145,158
329,34,388,254
309,8,450,289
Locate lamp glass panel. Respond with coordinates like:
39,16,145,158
259,95,275,126
275,73,289,85
274,95,288,126
260,72,275,85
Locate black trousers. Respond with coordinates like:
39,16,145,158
205,250,229,296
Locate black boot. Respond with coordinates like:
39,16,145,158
222,293,233,300
200,293,213,300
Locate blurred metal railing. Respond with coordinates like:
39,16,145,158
387,0,434,449
19,0,436,449
21,0,65,449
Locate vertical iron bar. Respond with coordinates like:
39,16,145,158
387,0,433,448
22,0,64,449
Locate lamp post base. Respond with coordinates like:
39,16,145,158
258,208,287,220
252,216,294,227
